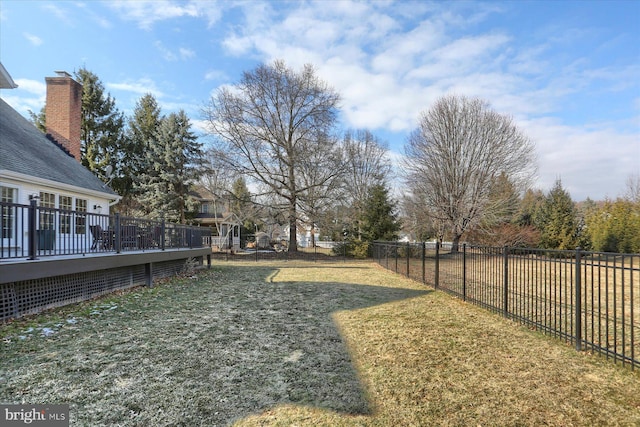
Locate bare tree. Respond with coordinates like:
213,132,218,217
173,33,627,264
297,133,345,247
204,60,341,251
400,191,441,242
200,149,235,236
341,129,392,240
625,173,640,203
403,95,536,252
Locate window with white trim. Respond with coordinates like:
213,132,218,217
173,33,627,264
1,186,17,239
39,192,55,230
59,195,72,234
75,198,87,234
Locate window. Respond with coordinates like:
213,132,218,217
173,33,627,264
39,192,55,230
1,186,17,239
59,195,72,234
75,199,87,234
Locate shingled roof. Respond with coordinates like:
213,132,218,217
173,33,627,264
0,97,117,196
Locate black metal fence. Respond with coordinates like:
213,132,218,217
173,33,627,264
210,245,349,262
1,200,211,260
372,241,639,369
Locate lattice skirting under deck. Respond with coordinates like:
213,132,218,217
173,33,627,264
0,258,196,322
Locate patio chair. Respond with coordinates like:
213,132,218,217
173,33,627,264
89,225,105,250
120,225,139,249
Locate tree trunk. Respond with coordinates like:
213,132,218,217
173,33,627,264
288,202,297,252
451,234,461,253
289,220,297,251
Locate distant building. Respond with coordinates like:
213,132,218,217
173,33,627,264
191,186,241,251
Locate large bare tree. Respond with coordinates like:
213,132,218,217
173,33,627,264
204,60,341,251
342,129,392,240
404,95,536,251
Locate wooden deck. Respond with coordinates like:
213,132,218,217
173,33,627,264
0,247,211,285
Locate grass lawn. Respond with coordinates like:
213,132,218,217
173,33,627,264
1,260,639,426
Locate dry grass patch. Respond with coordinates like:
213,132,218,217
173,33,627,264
1,260,639,426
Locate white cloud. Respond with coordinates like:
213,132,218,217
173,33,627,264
74,2,112,28
0,93,45,118
23,32,43,46
190,118,210,135
155,41,177,61
179,47,196,60
42,3,74,26
107,0,223,30
107,78,165,98
521,117,640,200
154,41,196,61
204,69,228,81
13,78,46,96
1,79,46,117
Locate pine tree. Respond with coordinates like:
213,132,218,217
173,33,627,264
28,108,46,133
360,184,401,242
586,199,640,253
135,110,203,223
534,180,581,250
74,67,125,185
231,177,256,244
118,94,163,214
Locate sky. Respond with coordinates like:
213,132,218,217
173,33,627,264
0,0,638,201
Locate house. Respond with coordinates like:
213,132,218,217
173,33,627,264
0,63,213,321
191,187,241,251
0,63,120,252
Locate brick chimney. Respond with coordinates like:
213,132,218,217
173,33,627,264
45,71,82,162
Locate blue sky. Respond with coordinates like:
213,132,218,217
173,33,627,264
1,0,638,201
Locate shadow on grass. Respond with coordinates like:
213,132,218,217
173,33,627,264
0,264,429,426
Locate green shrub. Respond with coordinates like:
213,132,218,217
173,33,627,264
332,240,371,259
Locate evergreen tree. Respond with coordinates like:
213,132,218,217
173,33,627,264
28,108,46,133
534,180,581,250
135,110,203,223
517,189,546,227
586,199,640,253
230,177,257,245
231,177,251,215
360,184,401,242
118,94,163,214
74,67,126,186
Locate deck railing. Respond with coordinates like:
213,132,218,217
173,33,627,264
1,200,211,260
372,241,640,369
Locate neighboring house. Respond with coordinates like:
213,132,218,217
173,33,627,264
191,187,241,251
0,63,120,253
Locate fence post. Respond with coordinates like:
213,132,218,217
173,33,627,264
386,243,390,268
27,197,38,260
421,242,426,284
395,243,399,273
114,213,121,254
503,245,509,317
575,247,582,351
406,242,410,277
161,218,166,251
463,243,467,301
435,241,440,289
